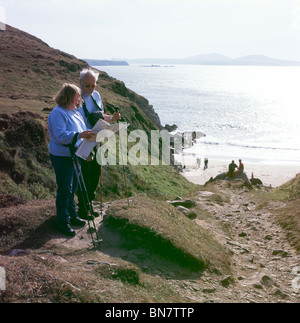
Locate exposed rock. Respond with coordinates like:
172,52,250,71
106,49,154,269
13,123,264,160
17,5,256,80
220,276,234,288
202,288,217,294
167,199,197,208
264,235,273,240
261,275,275,288
163,124,178,132
176,205,190,215
231,179,246,189
240,273,274,289
273,289,288,299
174,196,183,201
272,250,288,257
250,178,263,185
206,171,256,189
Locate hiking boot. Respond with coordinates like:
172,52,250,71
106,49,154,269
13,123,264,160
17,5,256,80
70,217,86,227
58,224,76,237
78,209,94,221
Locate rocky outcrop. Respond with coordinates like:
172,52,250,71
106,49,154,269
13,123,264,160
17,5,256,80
250,177,263,186
163,124,178,132
167,198,197,209
206,171,262,189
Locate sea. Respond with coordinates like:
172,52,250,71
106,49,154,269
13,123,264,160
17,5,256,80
95,64,300,166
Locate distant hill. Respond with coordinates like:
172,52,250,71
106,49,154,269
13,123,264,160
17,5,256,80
128,53,300,66
185,53,232,64
233,55,300,66
83,59,129,66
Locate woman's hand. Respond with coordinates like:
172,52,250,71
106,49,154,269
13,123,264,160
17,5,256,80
79,131,96,141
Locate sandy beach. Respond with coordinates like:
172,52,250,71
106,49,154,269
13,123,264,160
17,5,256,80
176,156,300,187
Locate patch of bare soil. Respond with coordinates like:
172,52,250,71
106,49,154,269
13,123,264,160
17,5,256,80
0,199,56,252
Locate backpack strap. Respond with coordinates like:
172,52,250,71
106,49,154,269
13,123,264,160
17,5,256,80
91,95,103,112
82,100,90,118
63,132,80,157
82,93,103,118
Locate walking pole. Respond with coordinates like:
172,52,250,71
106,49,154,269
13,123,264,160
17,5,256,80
95,142,104,217
70,148,102,248
76,158,102,248
122,162,130,207
99,164,104,216
115,107,130,207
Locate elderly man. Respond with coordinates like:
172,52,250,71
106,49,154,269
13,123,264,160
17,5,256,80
77,68,120,219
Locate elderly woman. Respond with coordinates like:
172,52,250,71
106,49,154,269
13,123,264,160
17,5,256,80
48,83,95,237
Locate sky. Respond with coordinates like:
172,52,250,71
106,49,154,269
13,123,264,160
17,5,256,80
1,0,300,61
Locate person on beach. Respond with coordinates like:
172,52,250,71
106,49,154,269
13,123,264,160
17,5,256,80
77,68,121,220
48,83,95,237
236,159,244,174
203,158,208,170
228,160,238,178
196,157,201,168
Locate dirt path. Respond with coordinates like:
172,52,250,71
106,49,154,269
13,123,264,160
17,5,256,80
170,184,300,303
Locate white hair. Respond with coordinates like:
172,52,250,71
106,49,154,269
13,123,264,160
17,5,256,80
79,68,100,81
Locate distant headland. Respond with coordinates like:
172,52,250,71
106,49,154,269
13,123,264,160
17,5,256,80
84,54,300,67
83,59,129,66
128,54,300,66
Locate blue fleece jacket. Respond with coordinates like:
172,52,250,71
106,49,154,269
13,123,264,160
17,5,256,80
48,106,87,157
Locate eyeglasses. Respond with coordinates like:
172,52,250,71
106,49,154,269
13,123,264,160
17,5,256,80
84,83,97,88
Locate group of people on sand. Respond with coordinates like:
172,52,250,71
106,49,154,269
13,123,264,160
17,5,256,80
48,68,121,237
228,159,244,178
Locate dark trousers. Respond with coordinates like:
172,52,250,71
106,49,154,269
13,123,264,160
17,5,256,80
77,157,101,212
50,154,80,228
